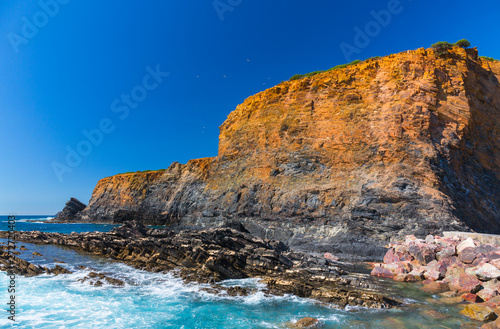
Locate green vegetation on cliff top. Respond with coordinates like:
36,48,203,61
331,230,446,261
118,169,166,175
289,41,497,82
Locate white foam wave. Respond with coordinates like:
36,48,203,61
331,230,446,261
17,216,54,222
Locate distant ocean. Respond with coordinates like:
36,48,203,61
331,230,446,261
0,216,470,328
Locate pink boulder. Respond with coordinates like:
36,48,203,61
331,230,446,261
408,241,437,265
490,259,500,271
477,289,500,302
459,247,478,264
457,238,476,253
371,266,394,279
324,253,339,262
383,248,400,264
446,267,482,294
436,246,456,260
475,263,500,281
382,262,409,275
423,260,447,281
461,293,483,303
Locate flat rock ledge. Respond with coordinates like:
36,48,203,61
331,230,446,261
0,221,400,309
0,247,71,276
371,233,500,327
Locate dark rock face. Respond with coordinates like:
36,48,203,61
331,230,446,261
54,197,86,222
0,221,400,308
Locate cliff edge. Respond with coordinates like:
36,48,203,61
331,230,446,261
63,46,500,259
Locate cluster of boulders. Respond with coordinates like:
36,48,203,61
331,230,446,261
371,234,500,326
0,221,400,309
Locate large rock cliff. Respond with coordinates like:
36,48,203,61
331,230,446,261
66,46,500,259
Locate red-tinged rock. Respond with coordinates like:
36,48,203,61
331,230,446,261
478,289,500,302
423,260,447,281
383,248,399,264
393,245,414,262
394,244,406,254
484,280,500,292
480,318,500,329
424,268,442,281
457,238,477,254
476,264,500,281
490,259,500,270
408,241,437,265
438,256,459,270
460,303,498,322
324,253,339,262
487,252,500,261
477,244,499,255
472,257,489,267
421,281,450,293
447,267,482,294
461,293,484,303
382,262,408,275
459,247,478,264
435,236,460,248
483,296,500,308
436,246,456,260
371,266,393,279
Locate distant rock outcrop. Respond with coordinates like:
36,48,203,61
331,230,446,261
54,197,86,222
60,46,500,260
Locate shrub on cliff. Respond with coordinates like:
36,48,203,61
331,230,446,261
328,59,361,71
455,39,471,48
431,41,453,56
480,56,499,62
289,74,305,81
289,59,362,81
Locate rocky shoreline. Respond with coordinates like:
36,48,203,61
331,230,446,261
0,221,400,310
371,234,500,327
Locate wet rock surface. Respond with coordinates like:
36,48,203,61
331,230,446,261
0,221,400,309
77,271,125,287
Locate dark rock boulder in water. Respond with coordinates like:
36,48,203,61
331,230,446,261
54,197,86,222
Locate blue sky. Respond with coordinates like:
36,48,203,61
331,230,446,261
1,0,499,215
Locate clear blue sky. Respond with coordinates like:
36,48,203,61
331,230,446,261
1,0,499,215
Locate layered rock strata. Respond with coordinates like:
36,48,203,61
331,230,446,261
59,47,500,259
0,222,400,309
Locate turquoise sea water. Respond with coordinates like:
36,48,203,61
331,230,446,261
0,216,480,328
